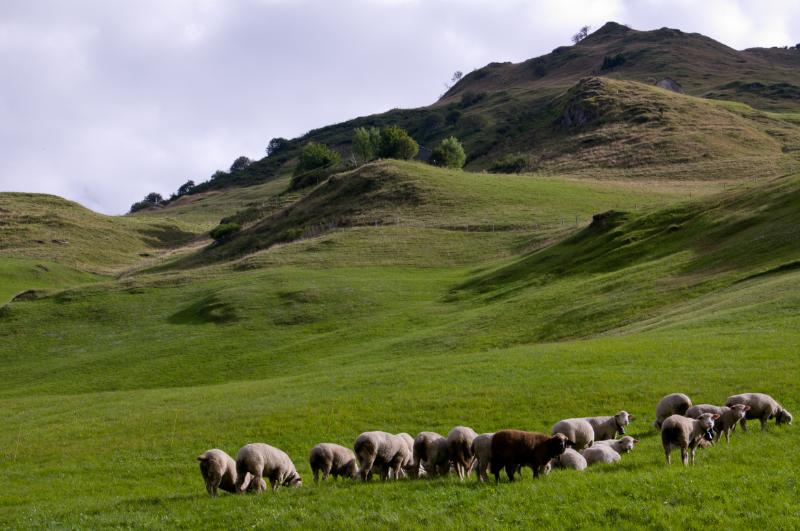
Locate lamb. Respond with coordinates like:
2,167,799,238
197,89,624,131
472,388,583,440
197,448,265,496
593,435,639,454
550,448,587,471
470,432,493,482
581,445,621,466
490,429,574,482
309,443,358,482
235,443,302,492
447,426,478,480
412,431,450,478
654,393,693,429
686,404,750,443
584,411,634,440
354,431,411,481
725,393,793,431
550,419,595,450
660,413,718,466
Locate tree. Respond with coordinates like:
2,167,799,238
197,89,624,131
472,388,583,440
129,192,164,213
352,126,380,164
177,180,195,196
378,125,419,160
445,70,463,90
230,156,252,172
210,170,228,181
430,136,467,169
266,137,289,157
294,142,340,176
572,25,590,44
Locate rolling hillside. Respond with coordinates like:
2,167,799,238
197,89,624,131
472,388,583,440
1,21,799,530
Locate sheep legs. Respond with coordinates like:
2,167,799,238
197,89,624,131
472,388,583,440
663,443,672,465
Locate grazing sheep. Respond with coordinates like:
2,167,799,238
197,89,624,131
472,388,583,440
397,433,415,478
235,443,302,492
584,411,634,440
550,448,587,471
660,413,718,466
551,419,595,450
447,426,478,481
354,431,411,481
412,431,450,478
197,448,265,496
725,393,793,431
582,445,621,466
654,393,693,429
309,443,358,482
686,404,750,443
470,433,493,482
490,430,574,482
593,436,639,454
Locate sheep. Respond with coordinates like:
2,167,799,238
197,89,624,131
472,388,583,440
550,448,587,471
686,404,750,443
725,393,793,431
550,419,595,450
470,432,493,482
447,426,478,481
396,432,415,478
660,413,718,466
197,448,266,496
354,431,411,481
581,445,621,466
309,443,358,482
490,429,574,482
412,431,450,478
593,435,639,454
235,443,302,492
654,393,693,429
584,411,634,440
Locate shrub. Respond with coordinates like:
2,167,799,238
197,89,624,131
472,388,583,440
445,109,462,125
291,142,341,190
176,180,195,196
601,54,626,70
210,223,241,242
459,91,486,108
422,113,445,133
377,125,419,160
352,127,380,164
489,154,534,173
430,136,467,168
129,192,164,213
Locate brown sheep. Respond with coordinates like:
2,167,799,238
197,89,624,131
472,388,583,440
490,430,574,483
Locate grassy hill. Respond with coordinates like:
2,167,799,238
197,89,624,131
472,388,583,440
1,157,798,528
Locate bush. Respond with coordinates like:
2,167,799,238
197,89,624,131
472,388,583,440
445,109,462,125
377,125,419,160
295,142,341,175
601,54,626,70
459,91,486,108
430,136,467,168
210,223,241,242
489,154,534,173
176,180,195,196
266,137,289,157
352,126,380,164
129,192,164,213
422,113,445,133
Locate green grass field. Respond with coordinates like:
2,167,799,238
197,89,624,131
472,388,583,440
1,161,798,529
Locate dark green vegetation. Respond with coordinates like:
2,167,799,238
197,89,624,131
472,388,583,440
1,22,799,529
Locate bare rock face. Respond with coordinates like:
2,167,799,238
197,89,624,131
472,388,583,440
655,78,685,94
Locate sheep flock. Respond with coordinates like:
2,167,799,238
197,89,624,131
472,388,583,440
198,392,792,495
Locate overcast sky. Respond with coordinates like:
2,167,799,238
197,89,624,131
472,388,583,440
2,0,799,214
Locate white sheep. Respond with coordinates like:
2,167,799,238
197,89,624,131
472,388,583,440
551,419,595,450
396,432,415,478
593,435,639,454
354,431,411,481
654,393,693,429
470,432,493,482
686,404,749,443
584,411,634,440
235,443,302,492
197,448,265,496
660,413,718,466
725,393,793,431
550,448,587,471
447,426,478,481
581,445,620,466
309,443,358,482
413,431,450,478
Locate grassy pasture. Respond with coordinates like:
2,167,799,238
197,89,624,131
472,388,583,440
0,162,798,529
